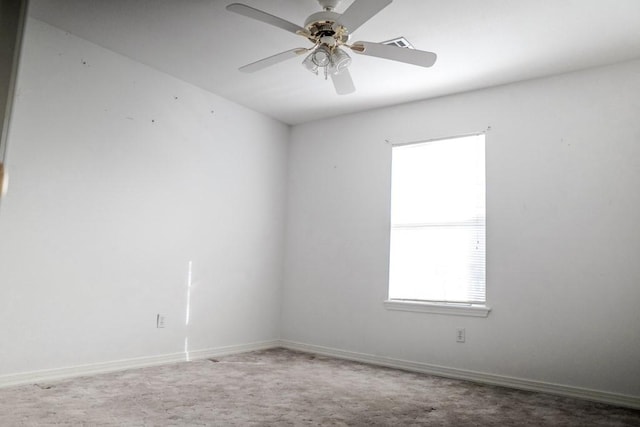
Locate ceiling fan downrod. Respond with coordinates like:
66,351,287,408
317,0,341,12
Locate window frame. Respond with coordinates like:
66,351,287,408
385,132,491,317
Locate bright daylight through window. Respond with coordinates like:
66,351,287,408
388,134,486,307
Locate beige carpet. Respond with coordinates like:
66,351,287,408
0,348,638,426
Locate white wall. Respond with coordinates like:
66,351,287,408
0,18,289,376
282,60,640,397
3,15,639,403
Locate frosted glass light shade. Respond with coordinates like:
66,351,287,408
329,48,351,75
311,46,331,67
302,53,319,74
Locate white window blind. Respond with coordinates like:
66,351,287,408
389,134,486,304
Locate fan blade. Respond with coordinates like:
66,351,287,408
331,69,356,95
239,48,308,73
335,0,392,33
226,3,306,35
350,42,437,67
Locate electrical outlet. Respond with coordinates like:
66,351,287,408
456,328,465,343
157,314,166,328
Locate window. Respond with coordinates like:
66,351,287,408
386,134,488,316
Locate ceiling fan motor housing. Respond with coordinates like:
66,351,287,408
304,11,349,46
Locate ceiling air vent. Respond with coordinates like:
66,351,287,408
382,37,415,49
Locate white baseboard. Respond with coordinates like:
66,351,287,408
186,340,280,361
0,340,279,389
279,339,640,410
3,339,638,410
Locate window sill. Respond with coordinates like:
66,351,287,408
383,300,491,317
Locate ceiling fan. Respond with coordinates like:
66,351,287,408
226,0,437,95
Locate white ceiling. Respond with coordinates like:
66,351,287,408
28,0,640,125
